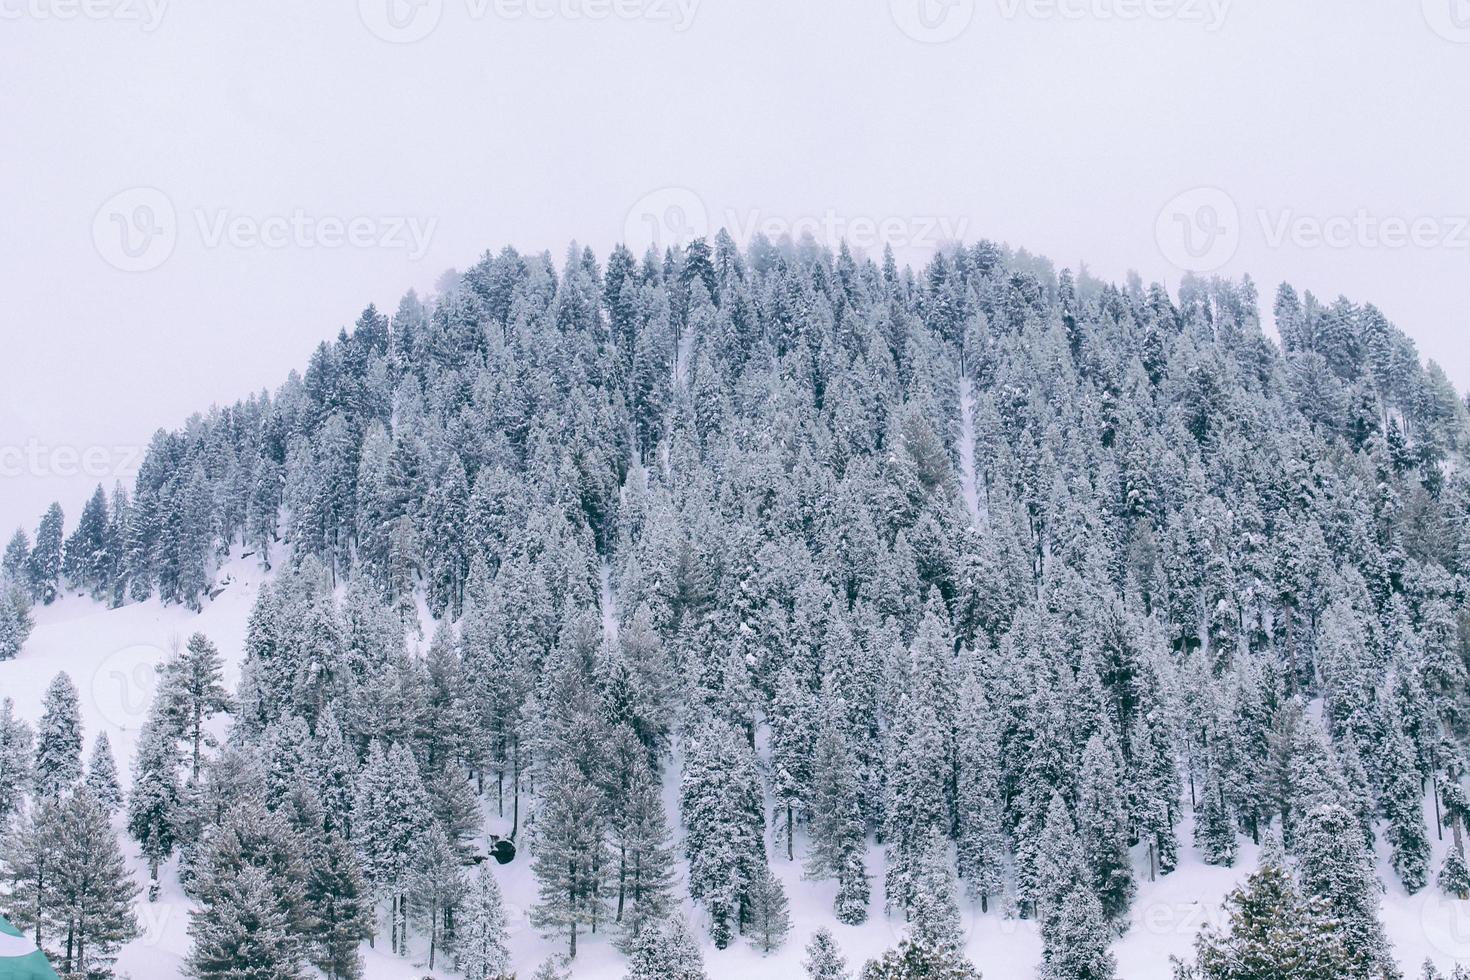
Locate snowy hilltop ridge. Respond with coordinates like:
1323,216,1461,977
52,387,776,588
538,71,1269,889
4,233,1470,980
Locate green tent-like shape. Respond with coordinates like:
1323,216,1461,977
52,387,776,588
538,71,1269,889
0,916,58,980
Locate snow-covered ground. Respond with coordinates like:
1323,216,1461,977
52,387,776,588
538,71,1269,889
4,556,1470,979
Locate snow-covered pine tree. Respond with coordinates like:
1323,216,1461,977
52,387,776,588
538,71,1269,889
162,632,233,779
530,758,609,959
85,731,124,814
1041,882,1116,980
680,716,764,949
614,755,676,948
804,927,852,980
186,863,305,980
1193,756,1236,866
2,528,29,582
0,697,34,824
745,864,793,954
769,667,818,862
0,582,32,661
955,674,1005,914
409,821,465,969
0,795,63,949
32,671,82,798
456,864,512,980
1173,835,1357,980
351,740,431,954
882,690,951,917
1382,701,1432,894
623,913,708,980
907,832,963,952
1294,802,1393,979
1076,730,1134,923
303,830,372,980
63,485,110,598
1440,846,1470,900
42,787,140,976
27,503,64,605
859,935,982,980
805,675,870,925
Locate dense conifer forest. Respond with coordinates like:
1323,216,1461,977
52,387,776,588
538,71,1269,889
4,231,1470,979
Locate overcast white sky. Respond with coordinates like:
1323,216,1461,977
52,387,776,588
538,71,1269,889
2,0,1469,535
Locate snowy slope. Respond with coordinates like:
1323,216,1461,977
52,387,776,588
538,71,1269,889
5,563,1470,979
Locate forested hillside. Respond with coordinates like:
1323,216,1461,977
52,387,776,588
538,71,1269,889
4,232,1470,980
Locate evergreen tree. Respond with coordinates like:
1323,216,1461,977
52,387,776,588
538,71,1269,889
303,831,372,980
1440,846,1470,900
85,732,124,814
456,864,512,980
2,528,29,582
804,927,852,980
1076,731,1134,923
42,788,141,977
352,740,430,954
907,833,963,952
128,706,181,899
32,672,82,798
955,678,1004,913
1042,883,1116,980
162,632,233,779
530,758,609,958
186,864,304,980
623,913,707,980
1193,761,1237,867
0,796,63,949
63,485,111,597
27,503,64,605
614,758,676,948
0,698,34,825
0,582,32,661
680,717,764,948
806,678,871,924
1295,803,1393,979
745,864,793,953
860,936,982,980
1172,844,1358,980
1382,705,1431,894
409,821,465,969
